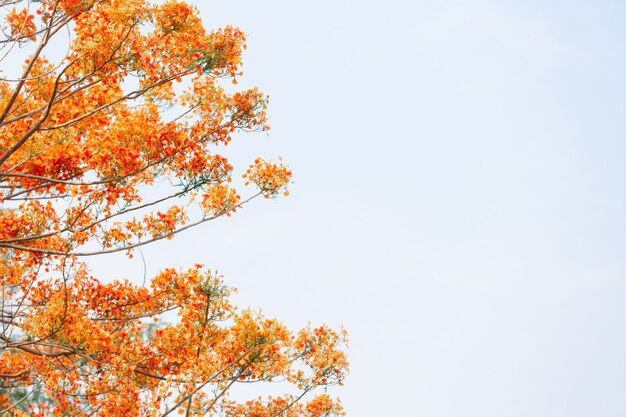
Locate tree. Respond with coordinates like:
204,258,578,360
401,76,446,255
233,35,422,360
0,0,348,415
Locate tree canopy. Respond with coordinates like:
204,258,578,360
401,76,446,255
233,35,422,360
0,0,348,415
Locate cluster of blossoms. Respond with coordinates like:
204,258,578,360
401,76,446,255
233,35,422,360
243,158,292,198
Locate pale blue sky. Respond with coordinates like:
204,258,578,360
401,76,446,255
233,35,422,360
89,1,626,415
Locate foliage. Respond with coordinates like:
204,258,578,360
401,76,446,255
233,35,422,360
0,0,348,415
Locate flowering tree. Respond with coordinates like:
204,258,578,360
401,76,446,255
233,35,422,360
0,0,348,415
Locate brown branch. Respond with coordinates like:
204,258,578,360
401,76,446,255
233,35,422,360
0,370,28,379
1,187,187,244
2,339,75,358
0,192,261,257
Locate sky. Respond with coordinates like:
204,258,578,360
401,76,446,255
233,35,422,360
84,1,626,415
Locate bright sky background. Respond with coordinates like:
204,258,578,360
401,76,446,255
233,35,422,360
88,1,626,415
